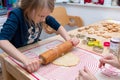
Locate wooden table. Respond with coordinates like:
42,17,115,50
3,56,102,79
0,20,120,80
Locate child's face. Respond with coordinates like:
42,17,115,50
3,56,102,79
32,8,51,23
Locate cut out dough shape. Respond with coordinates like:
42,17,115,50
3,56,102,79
52,53,80,67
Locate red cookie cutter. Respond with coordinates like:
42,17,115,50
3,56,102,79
104,42,110,47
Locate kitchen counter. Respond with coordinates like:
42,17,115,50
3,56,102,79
0,20,120,80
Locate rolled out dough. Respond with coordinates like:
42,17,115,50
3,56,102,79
52,53,80,67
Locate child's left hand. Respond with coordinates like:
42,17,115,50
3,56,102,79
69,38,80,46
76,66,97,80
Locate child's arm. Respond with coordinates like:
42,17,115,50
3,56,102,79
0,40,41,72
45,16,79,46
57,25,71,41
57,25,79,46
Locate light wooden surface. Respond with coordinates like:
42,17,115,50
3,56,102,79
0,20,120,80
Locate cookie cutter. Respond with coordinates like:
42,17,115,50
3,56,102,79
87,37,96,41
76,34,85,39
69,34,75,38
93,46,104,53
82,40,88,45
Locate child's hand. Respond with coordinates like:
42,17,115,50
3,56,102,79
23,58,41,73
76,66,97,80
99,54,120,69
69,38,80,46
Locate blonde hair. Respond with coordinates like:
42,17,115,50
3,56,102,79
19,0,55,23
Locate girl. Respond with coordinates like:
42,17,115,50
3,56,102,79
0,0,79,72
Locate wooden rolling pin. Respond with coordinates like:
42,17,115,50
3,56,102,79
39,41,73,64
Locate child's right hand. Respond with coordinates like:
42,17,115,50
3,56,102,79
23,58,42,73
99,54,120,69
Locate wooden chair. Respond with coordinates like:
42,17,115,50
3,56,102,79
43,6,84,34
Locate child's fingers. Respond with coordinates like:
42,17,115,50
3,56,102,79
39,58,43,64
84,66,92,74
70,38,80,46
79,69,86,76
99,59,105,68
99,61,105,68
